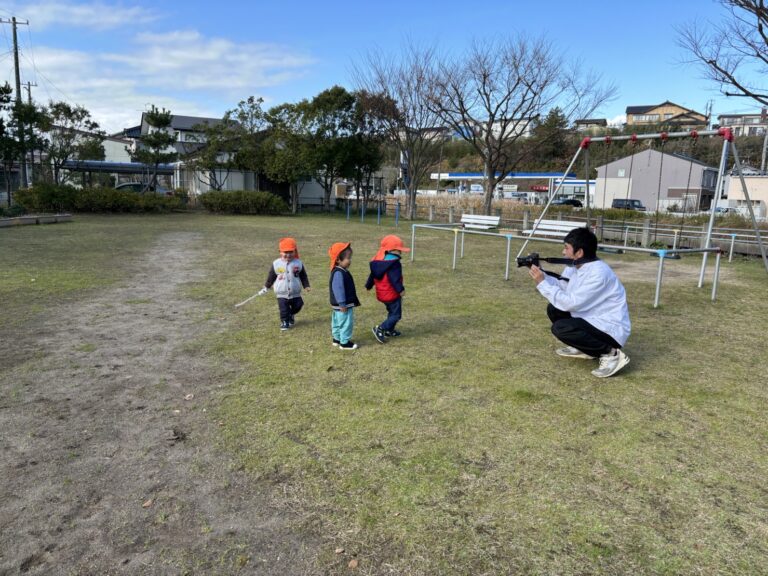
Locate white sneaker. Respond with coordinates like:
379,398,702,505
556,346,595,360
591,349,630,378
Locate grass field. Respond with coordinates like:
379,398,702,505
2,213,767,575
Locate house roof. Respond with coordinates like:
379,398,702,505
138,113,223,135
626,101,703,116
626,105,656,114
595,148,717,170
663,112,707,124
717,112,765,119
575,118,607,125
111,125,141,139
169,115,223,131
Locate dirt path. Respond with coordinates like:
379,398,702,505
0,233,316,575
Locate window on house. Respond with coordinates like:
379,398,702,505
664,113,673,119
633,114,660,122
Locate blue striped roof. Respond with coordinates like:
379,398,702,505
444,171,578,178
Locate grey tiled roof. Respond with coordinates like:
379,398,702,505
626,105,656,114
170,115,222,131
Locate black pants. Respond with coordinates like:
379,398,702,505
547,304,620,358
278,297,304,322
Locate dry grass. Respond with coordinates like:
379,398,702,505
3,213,767,575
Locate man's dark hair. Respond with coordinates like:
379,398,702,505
564,227,598,258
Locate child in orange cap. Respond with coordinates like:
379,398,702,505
259,237,311,331
328,242,360,350
365,235,410,343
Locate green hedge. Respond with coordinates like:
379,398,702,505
198,190,288,215
14,184,183,213
0,204,26,217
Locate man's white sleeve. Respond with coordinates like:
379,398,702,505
536,270,606,312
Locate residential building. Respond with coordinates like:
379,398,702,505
595,149,718,212
625,101,707,130
722,172,768,220
139,113,223,155
574,118,608,133
716,109,768,137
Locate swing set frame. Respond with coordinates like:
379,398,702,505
516,128,768,282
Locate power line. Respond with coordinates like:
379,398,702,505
24,23,38,84
21,52,72,102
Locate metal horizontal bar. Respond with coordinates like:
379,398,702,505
588,130,723,143
412,223,722,255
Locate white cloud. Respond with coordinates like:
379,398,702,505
15,1,159,31
104,30,314,91
608,114,626,127
24,30,315,133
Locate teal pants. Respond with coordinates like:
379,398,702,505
331,308,355,344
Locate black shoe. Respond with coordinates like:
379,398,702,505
280,320,290,331
339,341,358,350
372,325,387,344
332,338,340,347
385,329,401,337
288,315,295,326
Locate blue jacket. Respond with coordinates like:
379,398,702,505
365,255,404,302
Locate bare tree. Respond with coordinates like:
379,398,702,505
429,36,615,214
353,44,444,219
678,1,768,106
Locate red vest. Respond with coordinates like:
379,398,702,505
374,274,399,303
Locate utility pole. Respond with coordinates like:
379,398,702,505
24,81,37,184
1,16,30,188
23,81,36,105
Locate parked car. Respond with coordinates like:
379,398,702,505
551,198,583,207
611,198,646,211
115,182,172,195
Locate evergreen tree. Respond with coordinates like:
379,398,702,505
133,106,177,191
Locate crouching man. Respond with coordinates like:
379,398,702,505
528,227,631,378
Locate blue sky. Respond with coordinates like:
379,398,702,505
1,0,762,133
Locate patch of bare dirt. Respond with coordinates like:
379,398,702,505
608,256,739,285
0,233,318,575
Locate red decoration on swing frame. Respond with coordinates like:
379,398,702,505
580,137,591,149
718,127,734,142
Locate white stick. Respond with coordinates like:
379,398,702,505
234,292,262,308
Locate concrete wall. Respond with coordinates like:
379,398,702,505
724,175,768,219
102,139,133,163
596,149,715,211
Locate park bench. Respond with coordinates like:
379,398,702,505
460,214,500,230
523,219,583,238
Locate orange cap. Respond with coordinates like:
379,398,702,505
328,242,351,269
373,235,410,261
278,237,299,258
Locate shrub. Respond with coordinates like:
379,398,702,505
199,190,288,215
14,184,182,213
0,204,26,217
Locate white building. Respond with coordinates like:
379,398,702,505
717,109,768,137
723,173,768,220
